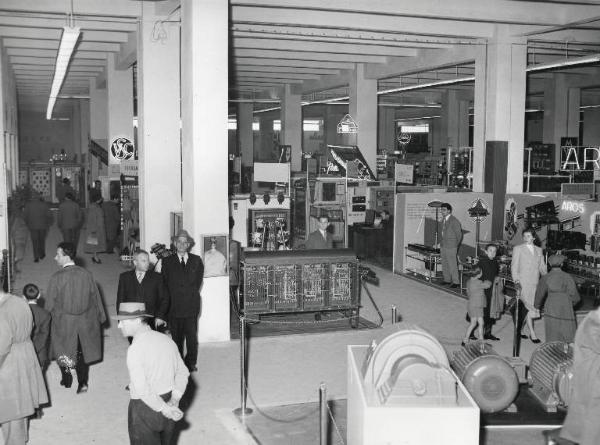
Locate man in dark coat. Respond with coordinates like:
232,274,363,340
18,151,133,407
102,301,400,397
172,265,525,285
478,244,501,340
117,249,168,330
560,305,600,445
45,242,107,393
439,203,463,288
102,194,121,254
161,229,204,372
305,216,333,249
57,192,83,247
23,192,52,262
534,254,580,343
23,283,51,371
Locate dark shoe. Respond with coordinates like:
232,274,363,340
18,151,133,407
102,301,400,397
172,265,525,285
34,258,39,263
188,365,198,372
125,385,129,391
531,338,542,344
77,383,88,394
469,334,477,340
520,334,529,339
442,281,452,286
60,372,73,388
450,283,460,289
91,257,101,264
484,334,500,341
461,341,466,347
40,255,45,260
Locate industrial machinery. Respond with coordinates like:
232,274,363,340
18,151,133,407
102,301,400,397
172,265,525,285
529,341,574,412
451,342,521,413
347,326,479,445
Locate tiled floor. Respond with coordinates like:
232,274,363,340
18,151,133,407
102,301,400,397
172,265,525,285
18,222,558,444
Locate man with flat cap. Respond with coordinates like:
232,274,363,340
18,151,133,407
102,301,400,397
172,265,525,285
114,302,189,445
534,254,580,343
160,229,204,372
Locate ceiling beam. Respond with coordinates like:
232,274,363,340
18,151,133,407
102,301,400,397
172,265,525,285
6,48,108,59
235,71,320,80
0,14,137,32
0,1,141,17
9,56,106,66
0,26,130,42
2,37,121,52
235,65,340,75
234,48,389,64
233,57,354,70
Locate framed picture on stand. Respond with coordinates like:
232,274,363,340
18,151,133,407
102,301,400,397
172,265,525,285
202,234,228,277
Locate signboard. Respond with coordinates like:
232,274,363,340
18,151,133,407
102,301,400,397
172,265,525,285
120,160,138,177
327,145,375,180
110,136,135,161
394,163,414,184
560,146,600,171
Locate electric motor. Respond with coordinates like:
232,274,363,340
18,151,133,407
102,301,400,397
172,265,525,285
529,341,574,411
451,342,519,413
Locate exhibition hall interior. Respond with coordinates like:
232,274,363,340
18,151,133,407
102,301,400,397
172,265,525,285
1,0,600,444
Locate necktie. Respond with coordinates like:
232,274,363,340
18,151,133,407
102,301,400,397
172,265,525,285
180,256,185,267
137,272,143,283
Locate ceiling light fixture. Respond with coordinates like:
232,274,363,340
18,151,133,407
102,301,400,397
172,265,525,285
46,6,80,120
526,54,600,73
378,76,475,96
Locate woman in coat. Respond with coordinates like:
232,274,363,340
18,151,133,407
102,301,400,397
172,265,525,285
534,254,580,343
0,293,48,444
84,190,107,264
511,228,547,342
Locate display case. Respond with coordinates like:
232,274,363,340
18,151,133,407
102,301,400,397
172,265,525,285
404,243,441,281
241,249,360,318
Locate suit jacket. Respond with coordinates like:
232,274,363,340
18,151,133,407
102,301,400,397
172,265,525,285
305,230,333,249
440,214,462,249
511,243,547,287
117,269,169,320
29,303,51,366
57,199,83,230
161,253,204,318
24,198,52,230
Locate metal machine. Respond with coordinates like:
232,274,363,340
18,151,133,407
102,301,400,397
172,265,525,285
529,341,574,412
347,326,479,445
451,342,521,413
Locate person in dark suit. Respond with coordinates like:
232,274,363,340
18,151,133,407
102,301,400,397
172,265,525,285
23,283,51,371
160,229,204,372
439,203,463,288
117,249,168,330
305,216,333,249
23,192,52,262
57,192,83,247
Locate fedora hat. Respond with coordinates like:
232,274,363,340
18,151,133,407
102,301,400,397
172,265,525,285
111,302,150,320
548,254,566,267
172,229,194,244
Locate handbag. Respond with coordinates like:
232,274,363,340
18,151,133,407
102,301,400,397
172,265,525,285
86,233,99,246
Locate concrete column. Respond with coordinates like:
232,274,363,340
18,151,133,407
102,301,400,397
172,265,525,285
542,74,573,167
237,102,253,167
478,26,527,193
458,100,470,148
89,79,108,183
281,84,302,171
567,87,581,142
378,107,396,153
181,0,229,342
138,3,182,250
349,63,378,173
106,55,133,179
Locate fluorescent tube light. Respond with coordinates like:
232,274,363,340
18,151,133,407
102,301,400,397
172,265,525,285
526,54,600,73
46,26,80,120
378,76,475,96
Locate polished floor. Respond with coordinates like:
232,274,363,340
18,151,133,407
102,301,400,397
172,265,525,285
17,222,558,444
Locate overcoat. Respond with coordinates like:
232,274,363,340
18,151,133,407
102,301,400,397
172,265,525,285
102,200,120,241
57,199,83,230
534,268,580,343
0,294,48,423
561,310,600,445
117,269,169,320
45,265,107,364
29,303,52,367
511,243,547,315
83,202,107,253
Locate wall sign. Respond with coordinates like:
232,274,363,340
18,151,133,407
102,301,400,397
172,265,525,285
560,146,600,171
110,136,135,161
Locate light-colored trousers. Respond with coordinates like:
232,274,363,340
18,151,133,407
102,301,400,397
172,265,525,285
441,247,459,284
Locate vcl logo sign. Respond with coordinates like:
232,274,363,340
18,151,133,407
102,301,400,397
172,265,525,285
561,146,600,170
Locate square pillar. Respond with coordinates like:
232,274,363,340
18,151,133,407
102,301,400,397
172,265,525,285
237,102,254,167
138,3,182,250
106,55,134,178
378,107,396,153
349,63,377,172
281,84,302,171
181,0,229,342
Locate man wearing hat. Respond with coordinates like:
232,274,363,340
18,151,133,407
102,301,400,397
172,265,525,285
160,229,204,372
114,302,189,445
534,254,580,343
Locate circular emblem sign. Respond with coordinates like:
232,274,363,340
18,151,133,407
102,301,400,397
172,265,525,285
110,137,135,160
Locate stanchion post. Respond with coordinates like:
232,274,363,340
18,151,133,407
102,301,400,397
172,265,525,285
319,382,327,445
391,305,397,324
233,314,253,418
